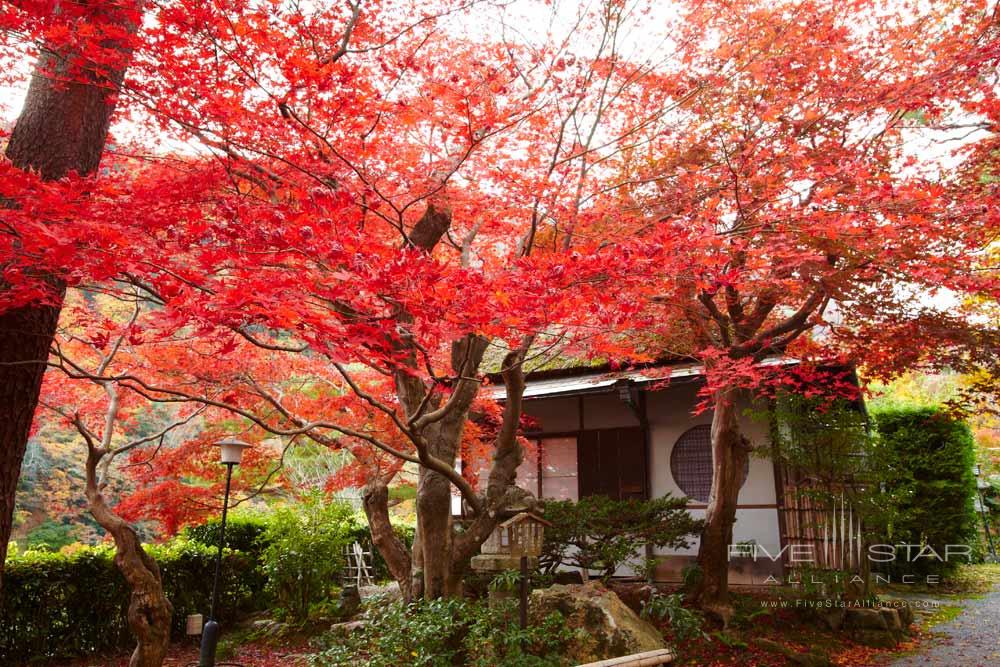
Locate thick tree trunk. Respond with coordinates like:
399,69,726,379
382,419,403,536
86,448,172,667
0,298,62,578
0,8,134,592
694,388,751,618
416,465,461,598
361,479,412,601
410,522,425,600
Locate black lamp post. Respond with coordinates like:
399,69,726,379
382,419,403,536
199,438,252,667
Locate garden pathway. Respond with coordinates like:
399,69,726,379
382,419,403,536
891,584,1000,667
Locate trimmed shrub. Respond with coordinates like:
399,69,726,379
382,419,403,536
183,513,270,555
872,406,979,576
185,509,415,585
540,495,702,580
0,539,263,664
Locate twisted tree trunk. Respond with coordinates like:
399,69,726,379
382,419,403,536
85,446,172,667
361,478,412,601
358,204,532,600
694,387,751,619
0,3,135,592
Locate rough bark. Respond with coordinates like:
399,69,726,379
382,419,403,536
0,8,134,592
417,463,459,597
85,447,172,667
361,478,412,601
450,347,529,569
411,335,490,598
0,297,62,582
694,387,751,618
363,201,530,599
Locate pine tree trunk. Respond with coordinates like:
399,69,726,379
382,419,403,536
695,388,750,619
0,7,134,593
86,448,172,667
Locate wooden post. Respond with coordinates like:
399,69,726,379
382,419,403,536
519,555,529,627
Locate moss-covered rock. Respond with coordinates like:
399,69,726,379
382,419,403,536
529,581,666,664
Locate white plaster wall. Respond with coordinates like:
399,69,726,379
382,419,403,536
646,382,781,556
519,383,782,558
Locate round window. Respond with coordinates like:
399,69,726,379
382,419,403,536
669,424,749,503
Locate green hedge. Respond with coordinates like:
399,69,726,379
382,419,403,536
2,506,414,663
0,539,264,664
873,405,979,576
183,514,270,556
184,511,415,584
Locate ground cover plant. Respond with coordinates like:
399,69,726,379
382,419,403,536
308,597,576,667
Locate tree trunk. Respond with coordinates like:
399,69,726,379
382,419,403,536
416,465,459,598
0,6,135,592
0,298,62,579
361,478,412,601
695,388,751,618
86,448,172,667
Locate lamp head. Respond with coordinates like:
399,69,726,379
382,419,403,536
216,438,252,465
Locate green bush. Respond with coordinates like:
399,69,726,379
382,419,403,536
872,405,979,576
183,513,270,555
260,498,355,621
185,508,415,585
0,539,262,664
641,591,706,641
309,597,574,667
540,495,702,580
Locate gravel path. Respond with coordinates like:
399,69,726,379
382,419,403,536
891,585,1000,667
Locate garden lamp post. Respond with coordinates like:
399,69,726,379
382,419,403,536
973,464,997,561
199,438,252,667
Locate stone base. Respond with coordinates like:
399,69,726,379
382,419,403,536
470,554,537,573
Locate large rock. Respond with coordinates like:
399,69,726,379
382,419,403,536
878,607,902,632
844,606,905,648
896,602,915,629
529,582,667,664
844,607,888,631
337,585,361,618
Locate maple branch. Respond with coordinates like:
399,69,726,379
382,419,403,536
698,291,733,347
234,326,309,353
318,0,362,65
733,285,828,358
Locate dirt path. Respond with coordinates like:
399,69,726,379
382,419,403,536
891,584,1000,667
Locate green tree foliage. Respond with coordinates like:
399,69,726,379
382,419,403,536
183,513,270,555
24,519,77,551
769,395,902,542
540,495,702,580
872,406,979,576
259,497,355,621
